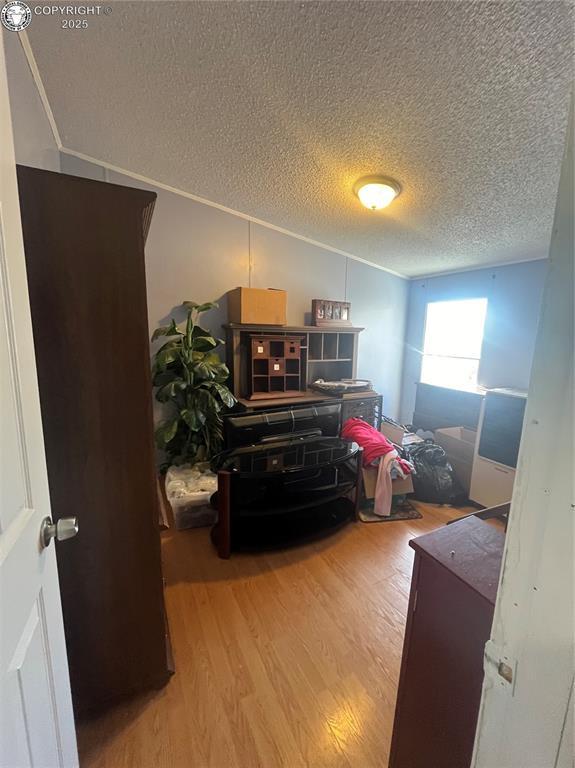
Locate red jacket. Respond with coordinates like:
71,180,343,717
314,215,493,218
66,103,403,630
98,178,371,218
341,417,412,474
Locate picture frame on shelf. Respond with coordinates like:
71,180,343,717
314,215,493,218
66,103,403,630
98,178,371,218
312,299,352,327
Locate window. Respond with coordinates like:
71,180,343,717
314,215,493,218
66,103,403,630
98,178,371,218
421,298,488,391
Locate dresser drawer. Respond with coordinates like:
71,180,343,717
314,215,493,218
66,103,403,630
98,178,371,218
251,338,270,357
470,455,515,507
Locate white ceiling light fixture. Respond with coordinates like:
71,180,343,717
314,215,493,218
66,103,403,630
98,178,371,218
354,176,401,210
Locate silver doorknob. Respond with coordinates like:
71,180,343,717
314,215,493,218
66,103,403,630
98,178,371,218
40,516,79,549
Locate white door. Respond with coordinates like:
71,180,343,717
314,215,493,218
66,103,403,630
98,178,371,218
472,110,574,766
0,34,78,768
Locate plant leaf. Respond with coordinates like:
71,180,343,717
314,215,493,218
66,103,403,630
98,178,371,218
151,325,171,341
156,339,182,355
181,408,203,432
152,319,183,342
191,324,212,339
194,302,219,314
182,302,218,316
167,319,183,336
202,381,236,408
213,382,236,408
194,388,221,414
152,369,178,387
156,379,186,402
192,360,216,380
155,418,179,446
155,347,181,371
193,336,218,352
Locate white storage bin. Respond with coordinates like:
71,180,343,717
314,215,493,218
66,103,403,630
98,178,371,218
470,456,515,508
165,464,218,530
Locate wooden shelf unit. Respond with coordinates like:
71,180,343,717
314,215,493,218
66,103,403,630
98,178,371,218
249,334,303,399
225,323,363,401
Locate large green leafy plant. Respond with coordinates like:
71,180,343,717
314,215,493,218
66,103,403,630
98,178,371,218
151,301,236,466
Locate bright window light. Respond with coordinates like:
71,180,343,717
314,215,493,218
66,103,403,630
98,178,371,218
421,298,488,391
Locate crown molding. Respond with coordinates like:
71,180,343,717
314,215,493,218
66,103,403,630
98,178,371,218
60,147,409,280
411,255,548,281
18,32,62,149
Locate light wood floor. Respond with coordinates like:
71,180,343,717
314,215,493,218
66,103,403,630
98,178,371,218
77,501,476,768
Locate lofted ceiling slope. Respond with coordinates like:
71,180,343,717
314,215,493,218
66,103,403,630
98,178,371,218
27,0,573,277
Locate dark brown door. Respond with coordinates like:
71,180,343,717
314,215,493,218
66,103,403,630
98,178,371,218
17,165,169,713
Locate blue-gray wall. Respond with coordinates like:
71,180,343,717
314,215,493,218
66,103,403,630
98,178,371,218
400,260,548,422
347,259,408,418
60,154,410,419
4,23,410,422
6,32,546,428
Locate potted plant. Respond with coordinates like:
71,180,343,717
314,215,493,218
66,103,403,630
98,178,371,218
151,301,236,466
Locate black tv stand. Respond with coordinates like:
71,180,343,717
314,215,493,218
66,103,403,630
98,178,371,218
212,436,361,558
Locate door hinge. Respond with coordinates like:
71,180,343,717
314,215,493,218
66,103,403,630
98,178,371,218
497,661,513,684
483,639,517,690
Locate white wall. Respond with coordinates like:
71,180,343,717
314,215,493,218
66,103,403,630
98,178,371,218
2,32,59,172
473,108,573,768
400,259,548,422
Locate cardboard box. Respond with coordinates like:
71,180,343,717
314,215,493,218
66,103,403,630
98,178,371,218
391,475,414,496
362,467,414,499
380,418,424,449
434,426,477,494
227,287,287,325
380,418,406,445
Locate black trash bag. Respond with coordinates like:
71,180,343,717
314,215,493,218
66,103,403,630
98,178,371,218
403,440,466,505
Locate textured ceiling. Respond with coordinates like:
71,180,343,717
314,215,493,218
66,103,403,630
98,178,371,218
27,0,573,276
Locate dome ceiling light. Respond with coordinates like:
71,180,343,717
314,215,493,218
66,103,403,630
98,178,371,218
353,176,401,210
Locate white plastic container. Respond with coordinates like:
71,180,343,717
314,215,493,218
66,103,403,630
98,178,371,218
165,464,218,530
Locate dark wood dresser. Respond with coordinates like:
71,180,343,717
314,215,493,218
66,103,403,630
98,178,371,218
16,166,171,714
389,516,504,768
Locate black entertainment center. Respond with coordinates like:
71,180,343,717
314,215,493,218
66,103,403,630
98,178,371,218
212,435,362,558
210,321,384,557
